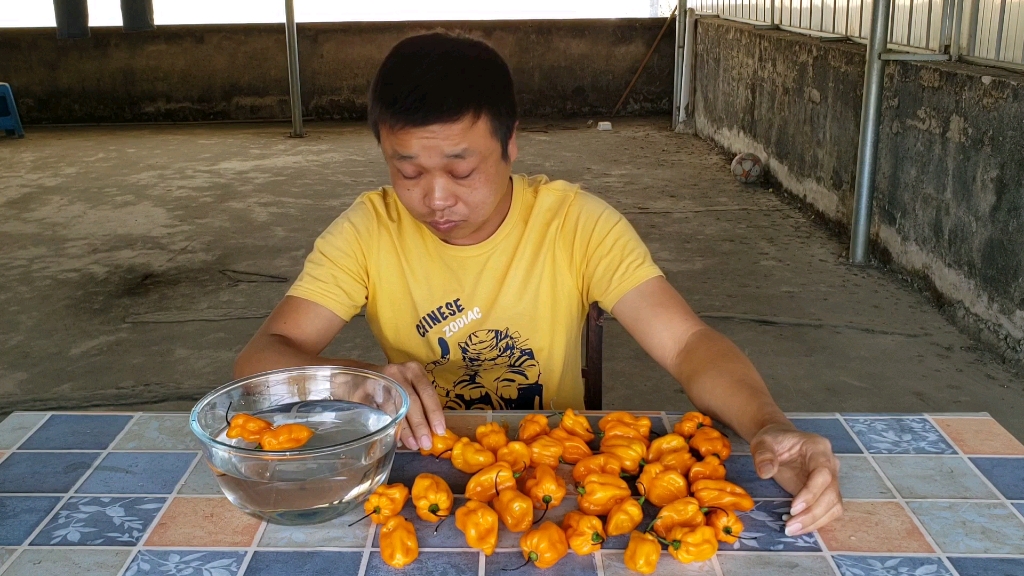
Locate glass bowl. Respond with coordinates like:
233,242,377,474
189,366,409,525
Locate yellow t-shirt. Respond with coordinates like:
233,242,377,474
287,174,663,410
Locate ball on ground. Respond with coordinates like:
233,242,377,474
731,152,763,184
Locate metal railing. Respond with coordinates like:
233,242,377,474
694,0,1024,68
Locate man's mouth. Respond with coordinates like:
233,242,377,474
429,220,460,232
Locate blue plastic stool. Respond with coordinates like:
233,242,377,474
0,83,25,138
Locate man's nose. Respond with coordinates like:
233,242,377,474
426,179,458,212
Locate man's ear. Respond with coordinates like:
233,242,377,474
506,122,519,164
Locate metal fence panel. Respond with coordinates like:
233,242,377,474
697,0,1023,66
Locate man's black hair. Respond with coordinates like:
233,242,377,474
369,32,518,161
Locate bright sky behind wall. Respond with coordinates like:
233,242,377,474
1,1,676,27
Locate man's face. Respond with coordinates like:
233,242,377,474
379,114,518,246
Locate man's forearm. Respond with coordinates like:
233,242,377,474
670,327,793,441
233,333,377,379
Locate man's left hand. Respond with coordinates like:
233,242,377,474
748,423,843,536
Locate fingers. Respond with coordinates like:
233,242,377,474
381,363,429,451
401,387,433,452
749,427,786,479
752,448,779,479
786,465,842,535
405,362,447,436
398,421,417,451
790,462,832,515
787,491,843,536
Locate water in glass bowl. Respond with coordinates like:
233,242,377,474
209,399,395,525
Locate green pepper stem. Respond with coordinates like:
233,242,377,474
225,401,233,427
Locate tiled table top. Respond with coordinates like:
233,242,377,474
1,411,1023,576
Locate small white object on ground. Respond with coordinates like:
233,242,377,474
597,122,613,131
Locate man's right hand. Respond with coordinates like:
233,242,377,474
375,361,447,451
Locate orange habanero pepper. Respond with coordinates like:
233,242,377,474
259,423,314,451
652,496,706,539
689,426,732,460
225,411,272,443
601,421,651,446
558,408,595,442
455,500,500,555
360,482,410,524
475,422,509,453
691,479,754,512
707,508,744,543
465,462,517,503
572,453,623,484
605,497,645,537
688,455,727,484
673,411,713,439
379,515,419,569
636,462,690,507
623,530,662,575
660,450,699,477
517,414,551,443
524,464,567,519
450,437,497,474
548,428,594,464
598,412,652,438
496,440,532,474
518,521,569,569
662,525,719,563
411,473,454,522
420,428,461,459
600,436,647,475
528,435,564,468
562,511,606,555
648,433,689,462
576,472,631,516
493,487,534,532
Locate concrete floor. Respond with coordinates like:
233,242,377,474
1,119,1022,440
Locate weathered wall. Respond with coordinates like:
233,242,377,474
694,18,1024,363
0,19,675,124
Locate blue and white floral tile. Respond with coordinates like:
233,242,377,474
124,550,246,576
832,555,954,576
844,418,956,454
720,501,820,552
29,496,165,546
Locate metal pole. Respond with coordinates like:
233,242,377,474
950,0,965,58
679,8,697,124
673,0,687,129
849,0,892,264
285,0,305,138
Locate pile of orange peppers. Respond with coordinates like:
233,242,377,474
365,409,754,572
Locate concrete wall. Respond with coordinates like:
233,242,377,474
693,18,1024,364
0,19,675,124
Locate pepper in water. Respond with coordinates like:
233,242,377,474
224,403,272,443
259,423,315,451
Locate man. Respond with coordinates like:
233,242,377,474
235,32,842,536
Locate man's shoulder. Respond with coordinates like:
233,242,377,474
326,188,400,228
523,175,616,218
